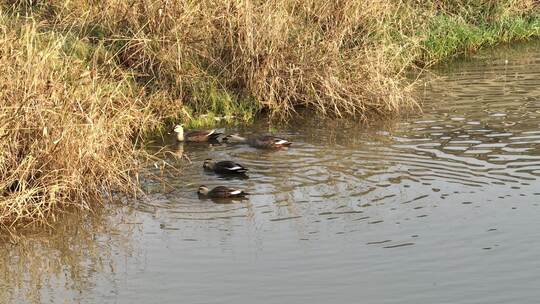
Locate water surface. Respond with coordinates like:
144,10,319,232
3,42,540,303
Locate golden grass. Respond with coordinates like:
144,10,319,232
0,16,155,228
0,0,539,229
27,0,419,118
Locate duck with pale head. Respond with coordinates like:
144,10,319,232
173,124,222,142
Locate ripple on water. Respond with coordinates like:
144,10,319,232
134,40,540,241
113,42,540,304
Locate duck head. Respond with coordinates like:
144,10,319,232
197,185,209,195
174,124,184,141
202,159,214,170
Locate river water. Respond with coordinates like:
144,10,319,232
2,42,540,303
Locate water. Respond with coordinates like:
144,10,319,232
3,42,540,303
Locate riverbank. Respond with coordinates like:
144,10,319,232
1,1,539,229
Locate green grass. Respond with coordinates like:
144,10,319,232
183,82,261,128
423,14,540,62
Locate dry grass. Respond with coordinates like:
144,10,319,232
0,0,539,229
0,15,156,228
24,0,419,118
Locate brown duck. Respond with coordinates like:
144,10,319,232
197,185,249,199
223,134,291,149
174,124,222,142
203,159,248,175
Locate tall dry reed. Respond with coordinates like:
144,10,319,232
29,0,418,118
0,16,157,228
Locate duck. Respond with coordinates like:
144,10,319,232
203,159,248,175
197,185,249,199
173,124,222,142
223,134,292,149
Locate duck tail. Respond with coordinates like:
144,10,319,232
225,165,248,174
234,169,248,175
275,139,292,147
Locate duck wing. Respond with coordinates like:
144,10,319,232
214,161,248,174
209,186,247,198
208,186,229,197
186,129,223,142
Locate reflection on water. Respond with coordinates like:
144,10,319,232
0,208,137,304
3,42,540,303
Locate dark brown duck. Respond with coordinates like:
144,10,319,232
223,134,291,149
197,185,249,199
203,159,248,175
